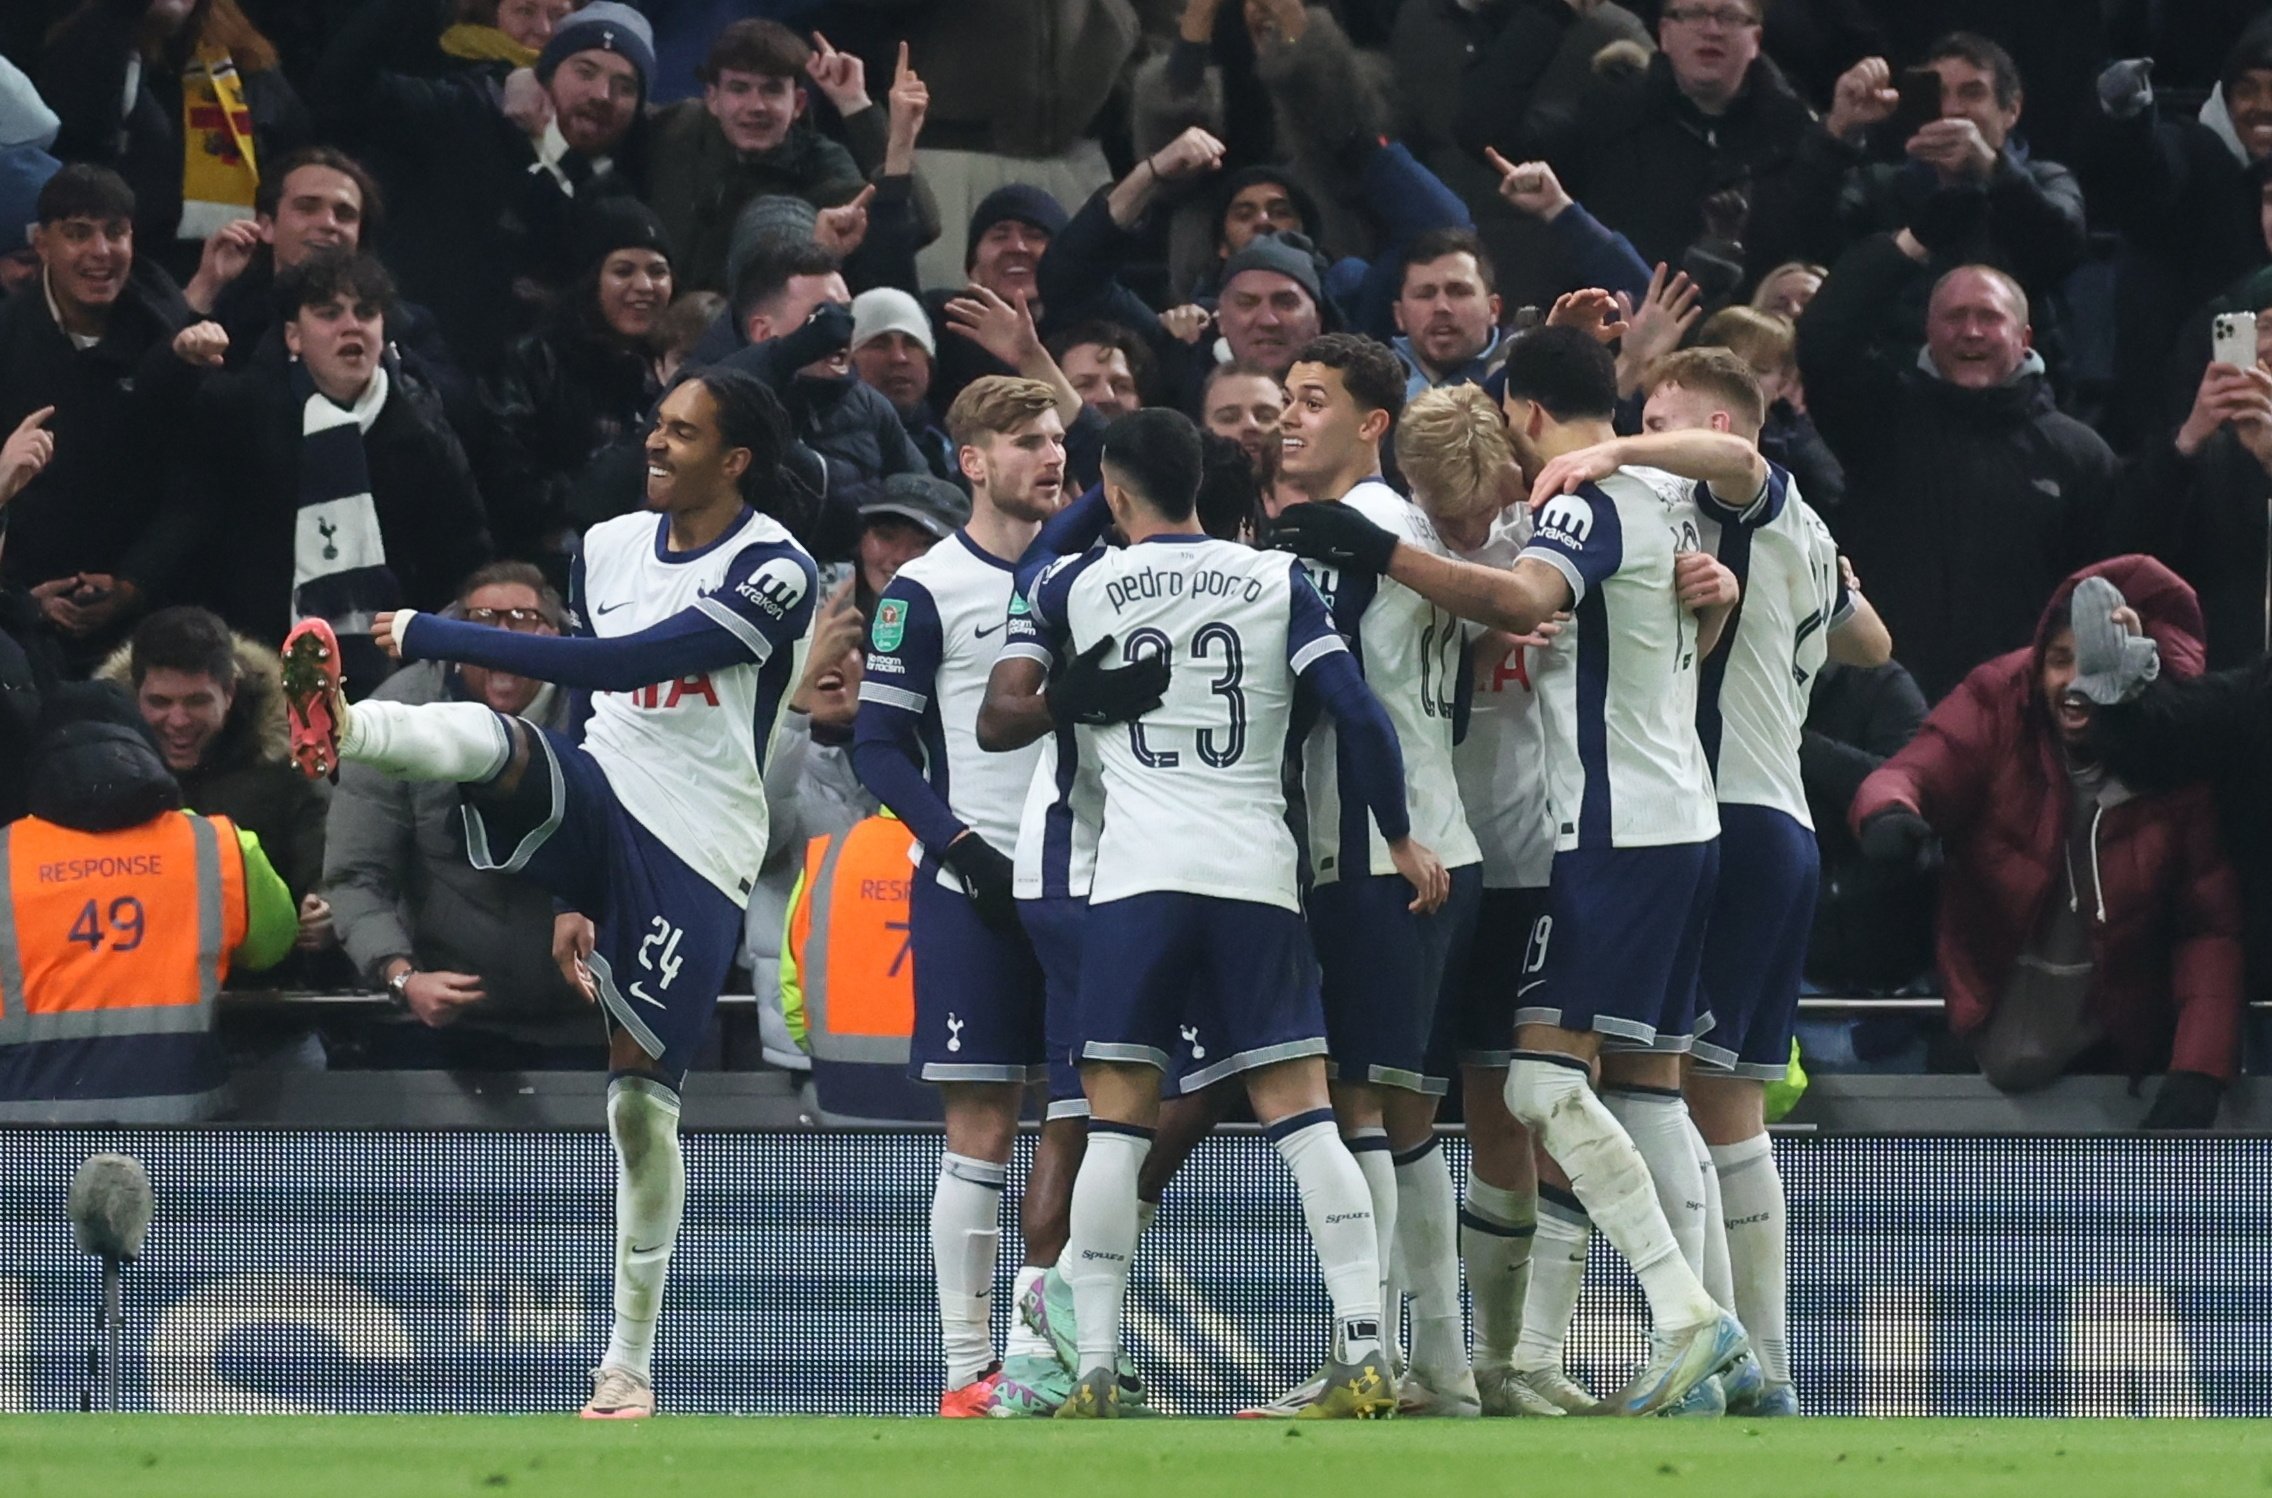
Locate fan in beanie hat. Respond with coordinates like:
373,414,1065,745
536,3,657,97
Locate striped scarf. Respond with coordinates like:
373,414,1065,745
177,45,259,239
291,361,400,653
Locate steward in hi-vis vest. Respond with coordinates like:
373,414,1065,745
781,812,941,1124
0,685,295,1121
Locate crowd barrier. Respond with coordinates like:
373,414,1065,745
2,1128,2259,1416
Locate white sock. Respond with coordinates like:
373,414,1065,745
1692,1119,1735,1313
1603,1086,1708,1280
1347,1126,1397,1338
1712,1134,1789,1385
1138,1199,1158,1236
1460,1176,1535,1369
932,1152,1006,1388
339,698,512,782
1064,1126,1149,1378
1394,1136,1464,1377
1004,1265,1051,1361
1513,1186,1588,1372
1269,1109,1382,1363
1505,1055,1717,1332
601,1076,684,1381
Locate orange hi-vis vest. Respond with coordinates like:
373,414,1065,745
0,812,248,1121
785,815,940,1122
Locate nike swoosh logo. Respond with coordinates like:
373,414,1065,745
628,982,666,1009
597,602,629,615
1517,980,1545,997
975,622,1004,639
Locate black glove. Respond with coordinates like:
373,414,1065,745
1050,634,1168,728
940,832,1018,934
1908,186,1989,259
769,300,854,371
2141,1070,2222,1132
1269,499,1398,575
1858,808,1937,871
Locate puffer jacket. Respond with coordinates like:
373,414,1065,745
1851,555,2246,1082
482,319,663,561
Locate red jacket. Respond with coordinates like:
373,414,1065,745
1851,556,2245,1081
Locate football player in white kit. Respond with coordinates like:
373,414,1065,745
1271,327,1751,1415
853,376,1143,1416
1273,334,1481,1416
278,368,818,1419
1388,384,1571,1416
1024,408,1449,1419
1528,347,1890,1415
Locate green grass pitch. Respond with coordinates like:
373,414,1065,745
8,1418,2272,1498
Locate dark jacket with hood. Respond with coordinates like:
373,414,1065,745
0,259,204,623
1797,232,2118,702
1852,556,2246,1084
95,630,327,902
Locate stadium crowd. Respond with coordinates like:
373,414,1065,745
0,0,2262,1104
3,0,2271,1426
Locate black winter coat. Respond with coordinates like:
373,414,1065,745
176,346,492,646
309,0,646,372
1797,233,2118,703
2092,655,2272,1003
2118,430,2272,670
1454,24,1820,285
0,263,201,602
1799,659,1933,991
481,320,661,561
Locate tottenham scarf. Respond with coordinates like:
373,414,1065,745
291,361,401,650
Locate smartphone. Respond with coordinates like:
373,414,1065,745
1887,66,1944,143
2213,310,2259,371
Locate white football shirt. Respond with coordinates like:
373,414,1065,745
1297,480,1481,885
857,531,1045,891
1693,463,1851,827
1518,465,1720,852
1451,508,1555,889
1025,536,1345,910
573,506,817,902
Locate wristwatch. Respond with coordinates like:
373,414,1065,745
386,964,416,1009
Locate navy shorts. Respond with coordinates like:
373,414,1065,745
1514,840,1719,1051
1693,806,1818,1081
908,869,1047,1085
1018,894,1090,1118
1434,885,1552,1073
1074,893,1327,1093
463,726,742,1081
1311,866,1483,1095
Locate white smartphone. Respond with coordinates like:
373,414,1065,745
2212,310,2258,370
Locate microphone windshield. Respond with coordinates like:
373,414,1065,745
68,1153,153,1262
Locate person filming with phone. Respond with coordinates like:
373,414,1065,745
2125,305,2272,670
1812,35,2088,379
